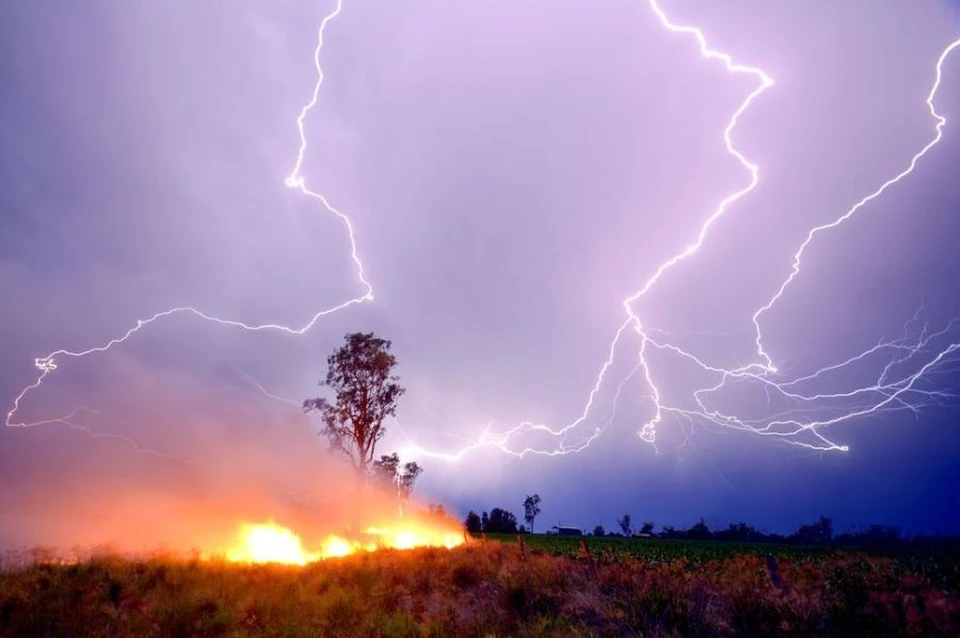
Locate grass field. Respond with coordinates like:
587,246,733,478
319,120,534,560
484,533,960,591
1,539,959,636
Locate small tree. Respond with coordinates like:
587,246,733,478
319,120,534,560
372,453,423,514
464,511,482,534
304,332,405,528
481,511,489,532
592,524,605,537
640,521,655,535
486,508,519,533
793,515,834,544
617,512,632,536
688,518,711,540
523,494,542,533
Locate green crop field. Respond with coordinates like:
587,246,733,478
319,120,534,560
481,533,960,590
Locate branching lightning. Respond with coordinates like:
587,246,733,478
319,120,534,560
6,0,960,464
404,1,960,459
751,38,960,369
4,0,369,456
237,367,303,408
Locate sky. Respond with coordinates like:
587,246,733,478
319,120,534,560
1,0,960,549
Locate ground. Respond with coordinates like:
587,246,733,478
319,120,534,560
1,538,958,636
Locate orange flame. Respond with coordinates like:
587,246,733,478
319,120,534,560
214,519,465,565
225,522,319,565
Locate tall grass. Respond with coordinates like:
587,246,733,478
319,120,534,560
1,541,957,636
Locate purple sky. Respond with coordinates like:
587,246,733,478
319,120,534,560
2,0,960,548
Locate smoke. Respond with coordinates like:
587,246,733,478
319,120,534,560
0,346,449,555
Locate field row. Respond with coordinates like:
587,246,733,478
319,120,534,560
481,533,960,589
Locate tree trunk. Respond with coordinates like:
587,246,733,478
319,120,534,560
352,466,365,533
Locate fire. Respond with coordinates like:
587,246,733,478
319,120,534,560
225,522,319,566
364,525,463,550
215,519,465,566
320,535,370,558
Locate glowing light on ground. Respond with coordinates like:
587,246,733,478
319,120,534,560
214,520,465,566
225,522,318,566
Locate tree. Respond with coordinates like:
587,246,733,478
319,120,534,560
523,494,542,533
464,511,482,534
481,511,489,532
640,521,655,535
617,512,632,536
486,508,518,533
687,518,711,540
304,332,405,527
716,522,760,542
372,453,423,507
660,525,680,538
793,515,833,545
592,524,605,537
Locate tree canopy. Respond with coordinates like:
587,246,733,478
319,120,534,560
304,332,404,476
464,511,482,534
485,508,518,534
523,494,542,533
372,453,423,505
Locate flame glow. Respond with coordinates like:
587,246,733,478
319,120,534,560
226,522,317,566
214,520,465,566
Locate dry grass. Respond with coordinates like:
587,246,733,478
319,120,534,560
1,541,957,636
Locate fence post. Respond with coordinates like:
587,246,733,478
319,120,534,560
517,534,526,561
579,537,595,572
765,554,788,594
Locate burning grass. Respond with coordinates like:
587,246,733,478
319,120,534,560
213,520,464,566
2,541,958,636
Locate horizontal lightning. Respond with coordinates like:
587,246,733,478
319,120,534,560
4,0,370,458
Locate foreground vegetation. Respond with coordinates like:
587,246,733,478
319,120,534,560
2,540,959,636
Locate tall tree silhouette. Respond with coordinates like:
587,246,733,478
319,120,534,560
304,332,405,528
523,494,542,533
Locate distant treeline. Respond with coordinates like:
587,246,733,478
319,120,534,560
463,509,960,548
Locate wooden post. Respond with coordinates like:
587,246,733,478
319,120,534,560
517,534,526,561
579,537,595,572
765,554,787,594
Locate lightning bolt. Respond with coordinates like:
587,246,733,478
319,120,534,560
404,2,960,459
236,367,303,408
402,0,772,460
5,0,369,456
7,0,960,466
751,38,960,368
